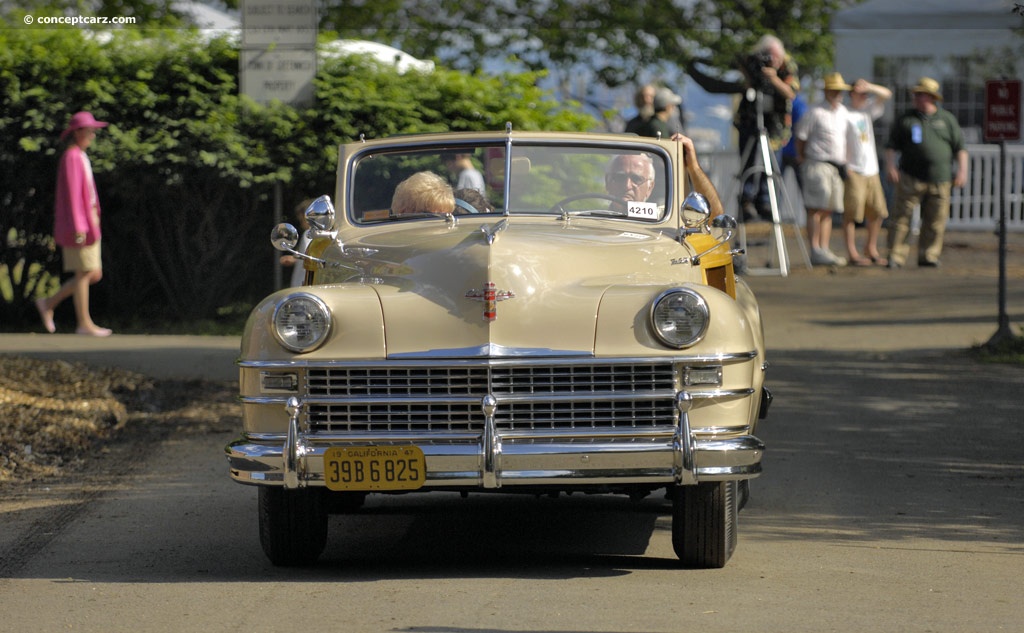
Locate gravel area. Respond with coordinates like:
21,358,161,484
0,355,239,488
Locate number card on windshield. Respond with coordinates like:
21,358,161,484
627,201,659,220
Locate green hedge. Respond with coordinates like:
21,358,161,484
0,24,593,331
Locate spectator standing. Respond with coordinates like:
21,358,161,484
35,111,112,337
624,84,656,135
843,79,892,266
781,80,808,193
688,35,798,222
884,77,968,268
626,83,685,137
633,88,683,139
442,153,485,193
795,72,852,266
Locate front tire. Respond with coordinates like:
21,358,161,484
671,481,738,569
258,487,328,566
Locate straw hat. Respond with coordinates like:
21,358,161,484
60,111,108,141
822,72,852,92
911,77,943,101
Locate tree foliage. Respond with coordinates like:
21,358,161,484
313,0,842,103
0,22,592,330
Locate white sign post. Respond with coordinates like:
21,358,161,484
240,0,318,289
240,49,317,106
240,0,317,107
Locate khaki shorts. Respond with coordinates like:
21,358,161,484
62,241,102,273
843,171,889,223
800,160,844,211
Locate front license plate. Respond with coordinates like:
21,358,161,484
323,446,426,491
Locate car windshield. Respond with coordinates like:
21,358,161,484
349,141,671,224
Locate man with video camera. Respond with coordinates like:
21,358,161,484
688,35,798,222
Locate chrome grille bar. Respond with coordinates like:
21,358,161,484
303,362,680,435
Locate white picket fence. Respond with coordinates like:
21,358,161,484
702,143,1024,231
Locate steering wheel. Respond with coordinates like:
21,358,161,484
548,193,624,214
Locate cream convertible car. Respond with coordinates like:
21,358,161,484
226,130,772,568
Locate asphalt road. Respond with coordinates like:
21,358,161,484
1,230,1022,632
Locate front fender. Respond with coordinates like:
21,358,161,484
240,285,387,362
595,283,759,357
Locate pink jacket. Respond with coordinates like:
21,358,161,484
54,145,101,247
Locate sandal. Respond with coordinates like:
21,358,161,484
868,255,889,266
35,297,56,333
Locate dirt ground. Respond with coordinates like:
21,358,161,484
0,356,239,488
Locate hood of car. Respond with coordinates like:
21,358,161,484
324,218,695,357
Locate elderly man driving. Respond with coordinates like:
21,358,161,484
605,135,724,217
605,154,657,203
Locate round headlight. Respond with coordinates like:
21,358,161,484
273,294,331,352
650,289,709,348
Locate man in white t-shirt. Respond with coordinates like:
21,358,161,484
443,153,486,193
843,79,892,266
795,72,852,266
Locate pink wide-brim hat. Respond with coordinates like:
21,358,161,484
60,111,109,140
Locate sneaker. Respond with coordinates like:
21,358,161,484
810,248,846,266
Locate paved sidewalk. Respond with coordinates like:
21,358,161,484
0,333,239,382
2,231,1021,380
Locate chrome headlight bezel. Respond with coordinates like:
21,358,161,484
650,288,710,349
272,293,332,353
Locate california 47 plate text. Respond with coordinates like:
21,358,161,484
323,446,426,491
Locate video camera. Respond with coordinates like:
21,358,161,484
741,51,775,93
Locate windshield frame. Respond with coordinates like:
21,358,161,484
343,137,677,226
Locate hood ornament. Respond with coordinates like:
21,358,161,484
465,282,516,321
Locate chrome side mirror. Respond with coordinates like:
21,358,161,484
305,195,335,231
710,214,738,242
690,214,740,265
271,223,299,252
680,192,711,235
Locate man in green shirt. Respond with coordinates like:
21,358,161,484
634,88,682,140
884,77,968,268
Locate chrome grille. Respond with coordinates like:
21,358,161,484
305,363,677,434
308,402,480,433
490,364,673,394
497,400,676,431
308,367,489,397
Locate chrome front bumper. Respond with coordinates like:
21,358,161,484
226,393,764,490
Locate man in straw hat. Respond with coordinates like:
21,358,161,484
884,77,968,268
795,71,852,266
843,78,893,266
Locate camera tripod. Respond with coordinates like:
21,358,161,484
724,90,810,276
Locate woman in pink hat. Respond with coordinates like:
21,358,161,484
35,111,112,337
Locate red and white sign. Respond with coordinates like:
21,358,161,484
984,80,1021,142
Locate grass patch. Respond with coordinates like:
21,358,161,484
970,330,1024,365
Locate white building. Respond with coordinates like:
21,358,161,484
832,0,1023,143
